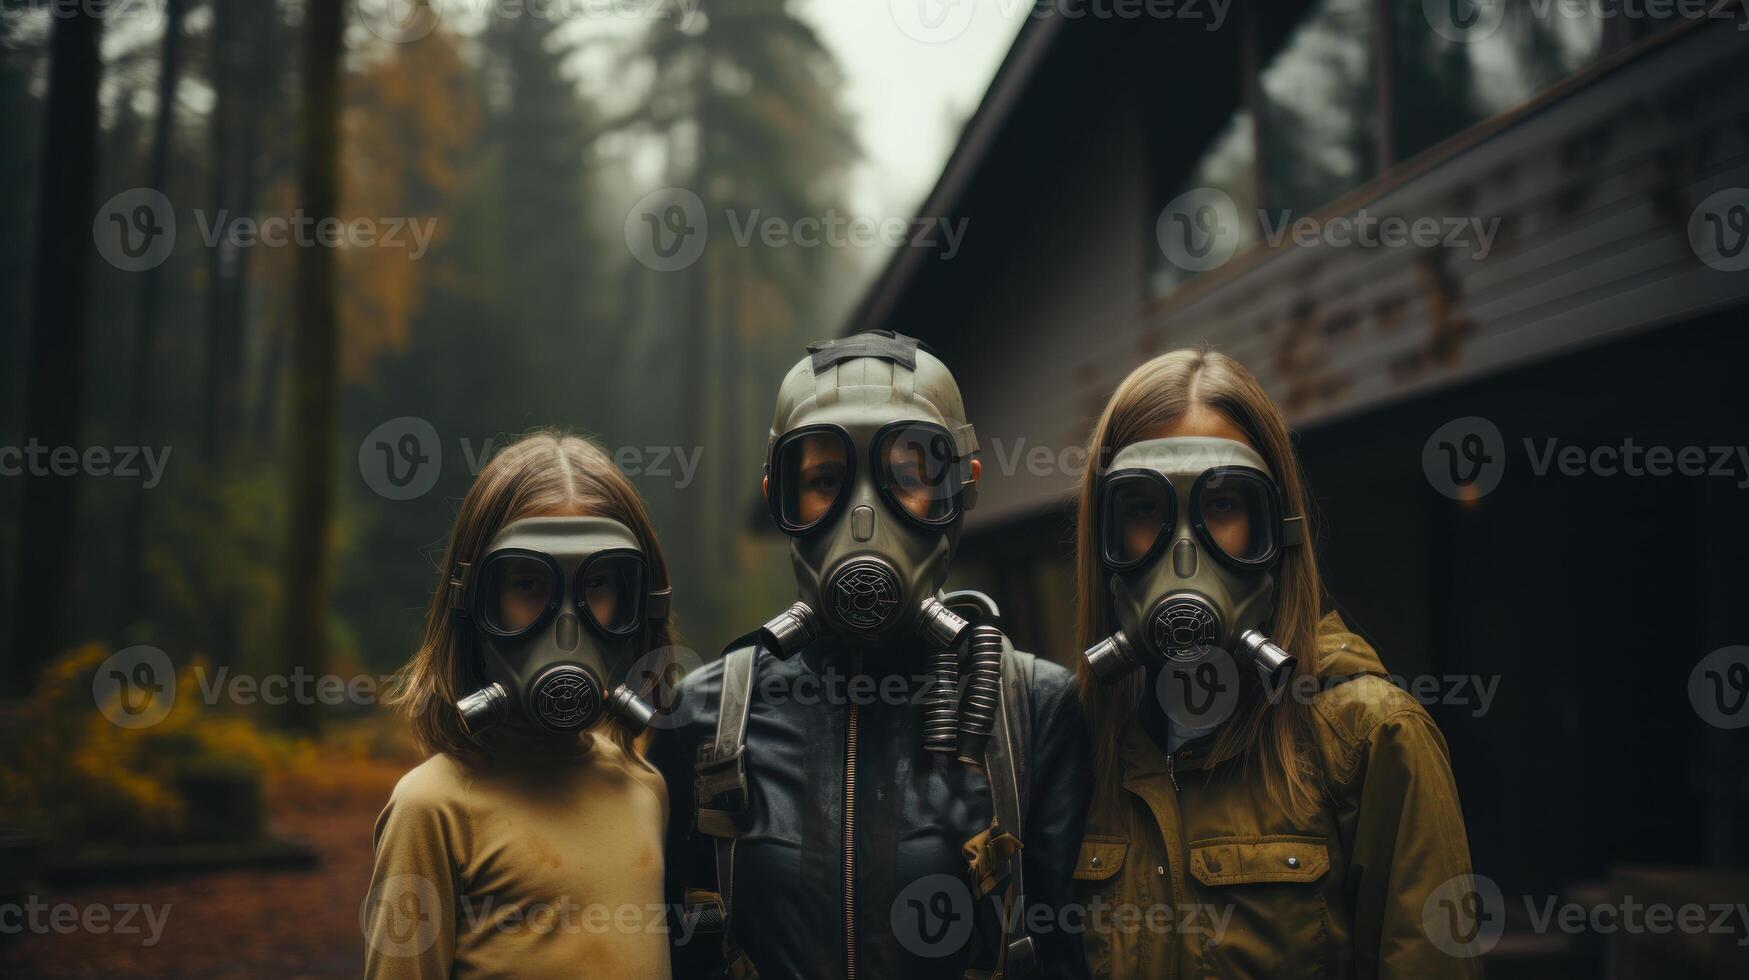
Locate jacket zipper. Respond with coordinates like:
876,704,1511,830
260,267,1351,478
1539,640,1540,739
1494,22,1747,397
1164,750,1181,980
844,653,861,979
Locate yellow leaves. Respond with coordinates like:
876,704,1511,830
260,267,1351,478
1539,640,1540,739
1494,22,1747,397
338,28,482,383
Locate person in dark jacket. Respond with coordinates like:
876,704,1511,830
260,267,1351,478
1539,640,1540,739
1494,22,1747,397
650,331,1091,979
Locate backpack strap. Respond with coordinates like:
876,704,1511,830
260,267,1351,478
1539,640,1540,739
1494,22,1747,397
696,646,756,838
691,646,758,974
982,640,1037,976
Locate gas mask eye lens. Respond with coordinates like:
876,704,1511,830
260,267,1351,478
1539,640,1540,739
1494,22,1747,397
773,428,854,533
1192,468,1279,567
874,422,960,525
1099,472,1175,568
477,552,560,635
577,551,645,636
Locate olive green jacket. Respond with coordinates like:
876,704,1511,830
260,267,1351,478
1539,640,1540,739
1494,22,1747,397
1074,612,1480,980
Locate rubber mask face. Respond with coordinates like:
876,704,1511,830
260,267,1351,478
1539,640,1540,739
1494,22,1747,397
1096,437,1287,666
763,334,978,647
769,413,964,641
468,516,648,734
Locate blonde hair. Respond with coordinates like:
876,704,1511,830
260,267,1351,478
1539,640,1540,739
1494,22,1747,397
1074,348,1323,818
390,430,679,761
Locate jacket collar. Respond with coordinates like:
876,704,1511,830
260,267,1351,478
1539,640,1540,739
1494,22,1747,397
1116,611,1388,777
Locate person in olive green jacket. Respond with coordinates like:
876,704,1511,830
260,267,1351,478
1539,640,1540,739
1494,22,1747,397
1070,348,1481,980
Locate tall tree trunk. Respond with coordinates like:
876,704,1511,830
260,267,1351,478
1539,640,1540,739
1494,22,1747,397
6,5,104,693
279,0,346,730
202,0,236,461
208,0,275,665
116,0,188,638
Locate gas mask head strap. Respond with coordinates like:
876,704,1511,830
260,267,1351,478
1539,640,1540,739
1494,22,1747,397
645,585,672,623
806,329,919,374
446,562,472,615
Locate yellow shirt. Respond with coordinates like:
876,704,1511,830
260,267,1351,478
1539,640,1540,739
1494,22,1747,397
364,730,671,979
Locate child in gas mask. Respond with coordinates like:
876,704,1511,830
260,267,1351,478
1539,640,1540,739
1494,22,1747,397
1072,350,1477,979
365,431,678,978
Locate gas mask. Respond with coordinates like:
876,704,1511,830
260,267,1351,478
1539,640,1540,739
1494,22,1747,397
450,516,666,738
1082,437,1305,694
757,331,980,655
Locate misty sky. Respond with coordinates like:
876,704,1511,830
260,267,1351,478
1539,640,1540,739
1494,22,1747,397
801,0,1027,221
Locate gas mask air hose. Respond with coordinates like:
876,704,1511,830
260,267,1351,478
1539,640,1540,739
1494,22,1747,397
954,624,1003,766
923,645,960,755
929,590,1006,768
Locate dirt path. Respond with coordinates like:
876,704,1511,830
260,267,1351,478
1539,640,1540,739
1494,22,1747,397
0,763,402,978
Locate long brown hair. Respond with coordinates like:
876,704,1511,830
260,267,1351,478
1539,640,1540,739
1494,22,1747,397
390,430,679,761
1075,348,1324,818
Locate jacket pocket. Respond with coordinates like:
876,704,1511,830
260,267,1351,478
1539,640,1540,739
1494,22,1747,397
1073,835,1128,881
1071,835,1135,978
1187,835,1332,980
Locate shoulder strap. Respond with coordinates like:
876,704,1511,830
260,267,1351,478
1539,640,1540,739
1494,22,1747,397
690,646,757,973
985,642,1037,976
696,647,756,838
